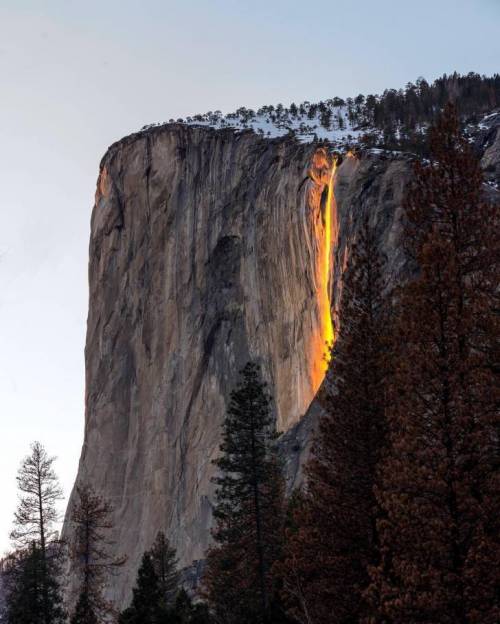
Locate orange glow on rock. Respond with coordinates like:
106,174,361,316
310,151,338,395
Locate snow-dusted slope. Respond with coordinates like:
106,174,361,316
142,102,370,146
139,73,500,149
183,105,365,145
138,107,500,160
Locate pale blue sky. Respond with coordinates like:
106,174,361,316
1,0,499,553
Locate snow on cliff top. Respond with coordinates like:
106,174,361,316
183,106,365,145
141,102,370,147
137,98,500,151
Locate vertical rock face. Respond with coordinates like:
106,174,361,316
65,124,414,608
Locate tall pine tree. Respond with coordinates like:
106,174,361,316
69,484,126,624
365,105,500,623
119,533,182,623
203,362,286,624
9,442,65,624
170,589,212,624
278,223,388,624
3,543,65,624
149,531,179,610
119,553,164,624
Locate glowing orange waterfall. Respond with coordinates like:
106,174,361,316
310,153,337,395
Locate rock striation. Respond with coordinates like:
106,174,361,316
64,115,500,609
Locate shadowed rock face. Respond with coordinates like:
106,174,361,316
63,123,420,608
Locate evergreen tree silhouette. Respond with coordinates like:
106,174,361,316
69,485,126,623
278,222,389,624
4,543,65,624
149,531,179,610
8,442,65,624
203,362,285,624
365,105,500,623
119,553,164,624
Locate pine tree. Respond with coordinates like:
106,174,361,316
172,589,192,623
4,545,42,624
277,223,388,624
4,543,65,624
170,589,212,624
71,593,98,624
120,553,211,624
119,553,164,624
149,531,179,610
365,105,500,623
120,533,182,623
9,442,65,624
69,484,126,624
203,362,286,624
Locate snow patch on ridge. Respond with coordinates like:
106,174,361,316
183,106,364,145
139,103,500,150
142,104,372,146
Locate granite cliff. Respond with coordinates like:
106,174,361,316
63,111,500,608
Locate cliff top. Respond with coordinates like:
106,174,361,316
102,73,500,171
